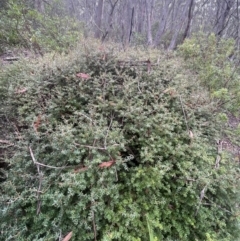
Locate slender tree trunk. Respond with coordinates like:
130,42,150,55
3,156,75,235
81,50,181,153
136,0,145,34
128,7,135,43
101,0,119,42
168,0,193,50
214,0,235,37
145,0,154,45
94,0,104,38
153,1,172,47
182,0,195,41
122,0,133,48
34,0,45,13
236,0,240,50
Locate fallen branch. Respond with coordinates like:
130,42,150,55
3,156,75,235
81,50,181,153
215,140,223,169
92,209,97,241
62,231,73,241
3,57,20,61
29,146,43,214
195,185,207,216
29,147,75,170
0,140,14,146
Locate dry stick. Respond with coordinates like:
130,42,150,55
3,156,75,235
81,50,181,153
29,147,75,170
215,140,223,169
29,146,43,214
203,197,234,215
36,178,43,215
104,113,114,149
137,79,143,93
114,166,118,181
0,140,14,148
179,95,194,145
92,209,97,241
195,141,223,215
30,160,74,169
0,140,13,145
179,97,206,215
179,95,190,133
195,186,207,216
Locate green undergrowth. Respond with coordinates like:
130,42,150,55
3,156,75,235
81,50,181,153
0,0,83,54
0,40,240,241
178,32,240,114
178,32,240,162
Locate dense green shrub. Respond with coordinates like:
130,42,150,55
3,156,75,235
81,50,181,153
0,0,83,53
0,45,240,241
178,32,240,113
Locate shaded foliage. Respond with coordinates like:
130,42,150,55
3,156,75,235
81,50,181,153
0,0,83,54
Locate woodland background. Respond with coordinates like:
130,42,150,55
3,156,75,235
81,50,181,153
1,0,240,52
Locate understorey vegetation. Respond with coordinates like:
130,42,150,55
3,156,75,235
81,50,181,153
0,0,83,54
0,38,240,241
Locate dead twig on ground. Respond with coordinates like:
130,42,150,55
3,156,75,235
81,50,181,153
29,146,43,214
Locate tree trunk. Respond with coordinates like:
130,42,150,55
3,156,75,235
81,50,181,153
101,0,119,42
34,0,45,13
94,0,104,38
168,0,193,50
182,0,195,41
145,0,153,45
136,0,145,34
214,0,235,37
153,1,172,47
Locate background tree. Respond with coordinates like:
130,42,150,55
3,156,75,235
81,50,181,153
94,0,104,38
34,0,45,13
2,0,240,50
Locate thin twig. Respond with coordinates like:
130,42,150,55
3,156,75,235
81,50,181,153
179,95,190,133
29,147,75,169
0,140,14,145
114,166,118,181
29,146,43,214
215,140,223,169
76,112,96,126
204,196,234,215
195,185,207,216
0,139,14,148
104,113,114,149
92,208,97,241
137,79,143,93
195,140,223,216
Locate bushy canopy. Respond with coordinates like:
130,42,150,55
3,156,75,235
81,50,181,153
0,44,239,241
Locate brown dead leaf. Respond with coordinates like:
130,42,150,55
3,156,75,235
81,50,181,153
163,88,171,94
76,73,90,79
74,166,88,173
15,88,27,94
163,88,176,96
62,231,72,241
98,160,116,168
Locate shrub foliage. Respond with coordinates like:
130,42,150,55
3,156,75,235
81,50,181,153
0,0,83,53
0,44,240,241
178,32,240,113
